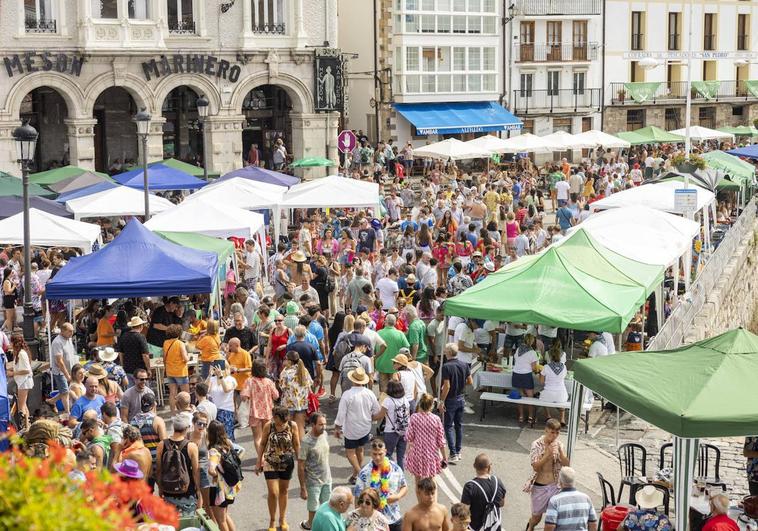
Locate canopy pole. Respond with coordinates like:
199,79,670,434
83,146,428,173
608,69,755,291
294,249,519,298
655,283,663,331
674,436,699,531
45,299,52,363
685,246,693,293
565,379,584,460
616,406,620,450
672,257,681,309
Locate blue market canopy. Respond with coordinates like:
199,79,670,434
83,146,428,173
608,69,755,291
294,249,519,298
216,166,300,187
727,144,758,160
113,163,207,190
55,181,118,203
0,195,73,219
393,101,522,135
46,219,218,299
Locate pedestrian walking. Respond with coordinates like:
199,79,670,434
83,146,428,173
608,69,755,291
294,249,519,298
439,343,472,463
461,454,506,531
543,467,597,531
298,413,332,530
353,439,408,531
524,419,569,531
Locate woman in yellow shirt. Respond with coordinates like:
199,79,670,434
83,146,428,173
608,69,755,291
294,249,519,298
95,305,116,347
197,319,223,379
163,324,189,415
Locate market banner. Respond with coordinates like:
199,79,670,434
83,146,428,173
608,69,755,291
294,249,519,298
744,80,758,98
691,80,720,100
623,82,662,103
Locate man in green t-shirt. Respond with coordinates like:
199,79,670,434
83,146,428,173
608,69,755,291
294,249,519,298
376,314,410,392
404,306,428,363
311,486,353,531
547,171,563,211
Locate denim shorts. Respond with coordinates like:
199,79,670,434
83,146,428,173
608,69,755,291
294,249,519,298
52,373,69,393
307,484,332,512
166,376,189,385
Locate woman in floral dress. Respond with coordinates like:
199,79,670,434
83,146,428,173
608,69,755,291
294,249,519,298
241,358,279,462
403,393,447,482
278,350,313,439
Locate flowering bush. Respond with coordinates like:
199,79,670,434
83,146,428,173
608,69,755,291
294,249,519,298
0,431,179,530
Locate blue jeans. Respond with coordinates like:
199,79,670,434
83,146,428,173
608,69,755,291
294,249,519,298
199,359,226,380
444,395,465,456
383,431,407,469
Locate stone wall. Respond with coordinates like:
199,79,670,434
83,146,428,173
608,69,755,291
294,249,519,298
603,103,758,134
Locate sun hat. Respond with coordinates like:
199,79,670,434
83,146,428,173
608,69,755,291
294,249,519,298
113,459,144,480
291,250,307,263
347,367,370,386
127,316,147,328
98,347,118,362
484,262,495,272
285,301,299,315
86,364,108,380
635,485,664,509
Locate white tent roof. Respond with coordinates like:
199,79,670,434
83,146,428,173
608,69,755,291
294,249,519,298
669,125,735,141
0,208,101,253
279,175,382,209
572,130,631,149
184,177,284,210
463,135,513,154
412,138,492,160
65,185,175,220
569,206,700,266
144,198,265,240
498,133,560,153
590,181,715,215
540,130,596,150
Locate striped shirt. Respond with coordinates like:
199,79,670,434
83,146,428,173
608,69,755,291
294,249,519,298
544,488,597,531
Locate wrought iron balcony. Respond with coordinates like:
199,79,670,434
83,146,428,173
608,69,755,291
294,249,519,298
514,43,598,63
514,0,601,16
252,23,286,35
168,18,196,34
25,17,57,33
609,80,756,105
511,88,601,114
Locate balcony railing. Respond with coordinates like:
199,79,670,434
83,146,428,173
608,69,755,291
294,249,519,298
514,0,601,15
609,80,756,105
631,33,643,50
703,35,716,51
512,88,601,114
25,17,57,33
252,22,286,34
515,43,598,62
168,17,196,34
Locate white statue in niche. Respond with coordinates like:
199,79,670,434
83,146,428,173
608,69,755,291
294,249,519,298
265,50,280,79
319,65,336,109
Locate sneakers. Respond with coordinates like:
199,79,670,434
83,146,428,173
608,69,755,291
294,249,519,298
300,521,312,530
449,453,461,463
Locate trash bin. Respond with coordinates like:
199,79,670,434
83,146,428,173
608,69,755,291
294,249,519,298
600,505,630,531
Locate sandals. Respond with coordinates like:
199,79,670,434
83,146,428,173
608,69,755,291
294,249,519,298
281,522,289,531
528,417,535,428
518,416,525,425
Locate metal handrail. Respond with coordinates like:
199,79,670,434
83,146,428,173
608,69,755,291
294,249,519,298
648,197,757,351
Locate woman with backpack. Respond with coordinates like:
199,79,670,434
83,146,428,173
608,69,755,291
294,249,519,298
404,393,447,483
257,406,301,531
208,419,241,531
376,380,410,469
189,411,212,517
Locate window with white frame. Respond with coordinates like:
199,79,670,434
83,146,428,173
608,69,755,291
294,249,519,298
24,0,56,32
91,0,118,18
251,0,286,34
547,71,560,96
573,71,586,95
167,0,195,33
400,45,497,94
520,73,534,97
128,0,150,19
398,0,498,35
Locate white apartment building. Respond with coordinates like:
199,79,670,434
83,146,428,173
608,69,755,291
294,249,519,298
603,0,758,133
338,0,520,147
506,0,603,137
0,0,340,175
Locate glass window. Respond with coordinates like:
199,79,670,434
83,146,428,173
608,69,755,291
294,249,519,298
573,72,586,94
483,74,496,91
438,0,450,10
548,71,560,95
468,16,481,33
168,0,195,30
453,47,466,70
128,0,149,19
421,0,434,9
468,74,482,92
438,75,451,92
406,47,420,70
520,73,533,97
25,0,53,21
406,0,418,10
469,0,481,12
437,15,451,32
406,75,421,92
405,14,419,32
453,0,465,11
468,48,481,70
438,47,451,71
482,47,495,70
93,0,118,18
483,16,496,34
422,47,436,71
454,74,467,91
453,15,466,33
421,15,435,32
422,75,436,92
395,46,403,71
482,0,495,11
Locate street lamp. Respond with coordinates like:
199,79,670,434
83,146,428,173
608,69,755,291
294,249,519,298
196,94,209,181
133,108,151,219
12,120,38,343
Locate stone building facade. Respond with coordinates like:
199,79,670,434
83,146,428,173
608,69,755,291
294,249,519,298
0,0,340,175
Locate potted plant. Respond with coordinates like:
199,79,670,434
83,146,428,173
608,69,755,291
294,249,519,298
672,153,706,173
617,89,626,103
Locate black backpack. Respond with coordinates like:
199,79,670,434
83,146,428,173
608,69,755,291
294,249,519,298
219,447,244,487
159,439,191,496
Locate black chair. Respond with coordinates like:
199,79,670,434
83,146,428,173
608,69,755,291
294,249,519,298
696,443,727,490
617,443,647,504
597,472,617,508
659,442,673,470
647,484,671,516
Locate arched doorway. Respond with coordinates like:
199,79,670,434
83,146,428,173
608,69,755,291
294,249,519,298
241,85,292,167
20,87,69,172
92,87,139,173
161,86,203,164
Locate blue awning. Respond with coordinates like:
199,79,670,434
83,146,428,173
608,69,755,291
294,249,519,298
394,101,522,135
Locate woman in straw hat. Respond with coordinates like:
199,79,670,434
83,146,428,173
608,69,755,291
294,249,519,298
87,363,123,405
618,485,672,530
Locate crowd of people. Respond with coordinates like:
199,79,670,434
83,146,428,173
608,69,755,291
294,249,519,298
0,133,753,531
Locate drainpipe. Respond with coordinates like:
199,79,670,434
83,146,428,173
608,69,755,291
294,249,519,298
600,0,607,130
373,0,381,143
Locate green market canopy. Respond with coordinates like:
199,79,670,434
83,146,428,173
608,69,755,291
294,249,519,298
154,231,234,265
625,126,684,145
701,150,755,188
0,172,54,197
717,125,758,137
152,158,209,178
615,131,648,146
289,157,336,168
444,228,664,333
29,165,109,185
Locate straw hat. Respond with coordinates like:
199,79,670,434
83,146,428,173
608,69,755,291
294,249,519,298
291,250,307,263
635,485,664,509
98,347,118,362
347,367,370,386
86,363,108,380
391,353,411,368
127,316,147,328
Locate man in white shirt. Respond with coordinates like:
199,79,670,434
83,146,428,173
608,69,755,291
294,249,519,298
375,268,400,310
334,367,382,482
601,332,616,354
587,332,609,358
569,171,584,197
453,319,479,365
505,322,527,354
243,239,264,291
50,322,77,413
555,179,571,207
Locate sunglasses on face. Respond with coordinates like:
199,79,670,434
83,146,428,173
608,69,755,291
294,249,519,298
137,378,149,381
194,422,207,428
358,499,374,507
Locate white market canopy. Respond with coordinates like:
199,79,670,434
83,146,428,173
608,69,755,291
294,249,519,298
572,130,631,149
412,138,492,160
669,125,735,142
0,208,101,253
65,185,175,220
590,181,715,215
571,206,700,266
184,177,285,210
463,135,513,154
145,198,265,241
498,133,560,153
540,130,596,150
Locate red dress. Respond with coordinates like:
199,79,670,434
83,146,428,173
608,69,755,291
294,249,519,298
404,411,446,478
269,328,290,378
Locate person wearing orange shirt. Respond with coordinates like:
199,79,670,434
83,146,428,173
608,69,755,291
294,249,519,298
96,305,116,347
196,319,223,379
163,324,189,415
561,158,571,179
226,337,252,413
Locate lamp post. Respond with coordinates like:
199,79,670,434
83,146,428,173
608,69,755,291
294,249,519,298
12,120,38,343
196,94,209,181
133,108,151,219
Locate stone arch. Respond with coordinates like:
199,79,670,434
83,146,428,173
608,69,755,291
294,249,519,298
229,73,312,115
3,72,85,118
83,72,156,116
153,75,223,114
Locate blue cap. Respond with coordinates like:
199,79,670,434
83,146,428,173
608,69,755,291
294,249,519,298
507,390,522,400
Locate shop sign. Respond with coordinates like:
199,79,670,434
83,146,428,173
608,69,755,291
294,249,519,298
141,54,243,83
314,48,344,112
3,51,85,78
